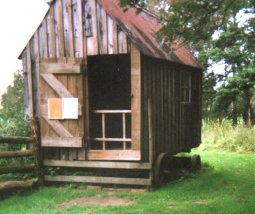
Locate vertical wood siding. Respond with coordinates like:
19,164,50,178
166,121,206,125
21,0,201,162
22,0,131,161
23,0,130,118
141,55,202,162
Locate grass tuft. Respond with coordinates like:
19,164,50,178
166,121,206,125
201,119,255,152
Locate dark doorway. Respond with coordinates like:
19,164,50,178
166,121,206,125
88,54,131,150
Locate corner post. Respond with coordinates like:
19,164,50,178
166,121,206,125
131,44,141,152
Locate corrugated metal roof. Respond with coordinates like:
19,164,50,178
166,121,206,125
98,0,202,69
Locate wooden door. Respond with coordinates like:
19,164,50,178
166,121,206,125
38,59,85,148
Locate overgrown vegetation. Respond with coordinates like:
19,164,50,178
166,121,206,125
0,71,32,137
0,72,33,178
120,0,255,126
202,119,255,152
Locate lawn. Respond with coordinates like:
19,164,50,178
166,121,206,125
0,150,254,214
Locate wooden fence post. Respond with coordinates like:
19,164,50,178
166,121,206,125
32,116,44,186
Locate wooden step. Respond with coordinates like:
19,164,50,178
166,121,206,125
44,175,151,186
43,160,152,169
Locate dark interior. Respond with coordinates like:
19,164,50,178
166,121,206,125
88,54,131,150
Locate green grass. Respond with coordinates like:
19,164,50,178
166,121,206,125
202,119,255,152
0,151,254,214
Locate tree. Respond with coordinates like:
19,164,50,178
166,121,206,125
0,71,32,136
120,0,255,125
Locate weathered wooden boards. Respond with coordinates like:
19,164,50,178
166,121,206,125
0,136,34,144
22,0,129,118
45,175,151,186
22,0,128,63
38,59,84,148
131,45,141,151
0,136,39,192
0,180,36,193
141,55,202,162
43,160,151,169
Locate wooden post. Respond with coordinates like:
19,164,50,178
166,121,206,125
32,116,44,186
102,113,106,150
131,44,141,151
148,98,154,186
122,113,126,150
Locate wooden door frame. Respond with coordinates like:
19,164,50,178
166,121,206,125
85,47,142,161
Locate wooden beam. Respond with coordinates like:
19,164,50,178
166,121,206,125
86,0,98,55
0,136,34,144
26,44,34,117
0,150,34,158
44,175,151,186
40,73,82,113
40,73,73,97
43,160,152,169
42,117,73,137
92,110,131,114
93,138,131,142
49,6,56,58
56,0,65,57
0,165,35,174
41,137,82,147
131,44,141,151
87,150,140,161
0,180,36,193
123,113,126,150
102,113,106,150
72,0,84,58
41,62,81,74
42,18,49,58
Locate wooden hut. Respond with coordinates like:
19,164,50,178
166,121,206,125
19,0,202,186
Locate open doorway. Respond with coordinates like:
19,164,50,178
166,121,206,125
87,54,131,150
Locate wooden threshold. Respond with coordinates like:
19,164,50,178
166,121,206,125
43,160,151,169
86,150,141,161
44,175,151,186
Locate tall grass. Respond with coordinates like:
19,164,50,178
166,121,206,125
201,119,255,152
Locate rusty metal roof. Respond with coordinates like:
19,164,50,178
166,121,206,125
98,0,202,69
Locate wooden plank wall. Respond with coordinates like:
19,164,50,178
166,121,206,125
21,0,131,161
141,55,202,162
22,0,130,117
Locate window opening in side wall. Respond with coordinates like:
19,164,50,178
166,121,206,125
180,71,191,104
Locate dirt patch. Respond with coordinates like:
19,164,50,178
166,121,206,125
167,205,177,209
58,195,133,209
192,200,208,205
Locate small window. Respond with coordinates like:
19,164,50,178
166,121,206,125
180,71,191,103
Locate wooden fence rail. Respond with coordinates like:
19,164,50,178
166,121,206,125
0,135,40,193
0,136,34,144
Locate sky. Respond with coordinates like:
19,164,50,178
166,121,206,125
0,0,49,101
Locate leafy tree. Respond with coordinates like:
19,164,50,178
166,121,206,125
120,0,255,126
0,71,32,136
